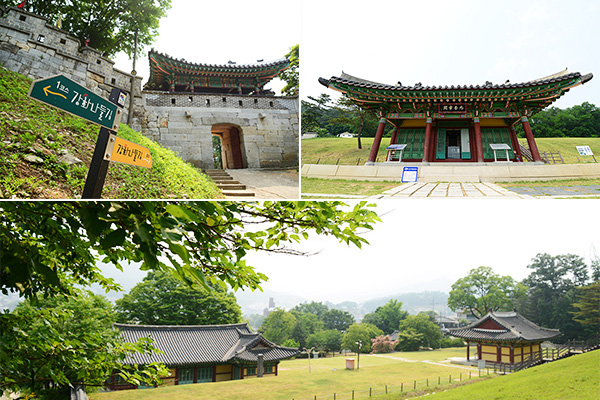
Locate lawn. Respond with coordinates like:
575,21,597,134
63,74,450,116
301,177,402,196
301,137,600,166
90,348,482,400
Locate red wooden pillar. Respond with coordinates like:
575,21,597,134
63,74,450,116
367,117,387,163
477,343,481,360
497,345,501,363
510,347,514,364
473,117,484,162
422,118,433,162
509,126,522,162
521,116,542,162
390,127,399,146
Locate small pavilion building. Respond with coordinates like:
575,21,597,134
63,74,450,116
447,311,560,365
108,323,299,390
319,70,592,165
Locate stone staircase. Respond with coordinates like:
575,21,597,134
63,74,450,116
204,169,255,198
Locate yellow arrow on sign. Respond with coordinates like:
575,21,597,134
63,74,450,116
43,85,67,99
106,135,152,168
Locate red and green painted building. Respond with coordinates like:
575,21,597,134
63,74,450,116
319,70,592,164
146,50,290,95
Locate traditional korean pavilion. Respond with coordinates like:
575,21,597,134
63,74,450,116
447,311,560,365
108,323,299,390
319,70,592,164
146,50,290,94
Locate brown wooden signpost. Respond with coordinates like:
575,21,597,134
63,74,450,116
28,75,152,198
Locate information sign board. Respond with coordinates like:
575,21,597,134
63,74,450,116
576,146,594,156
105,134,152,168
401,166,419,183
28,74,121,131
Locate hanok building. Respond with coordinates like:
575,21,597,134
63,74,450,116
108,323,299,390
447,311,561,365
135,51,299,170
319,70,592,164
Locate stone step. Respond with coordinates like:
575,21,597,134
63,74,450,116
222,190,255,197
218,184,246,190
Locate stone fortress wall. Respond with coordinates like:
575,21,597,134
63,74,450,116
0,7,298,170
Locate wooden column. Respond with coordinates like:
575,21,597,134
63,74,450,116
390,127,399,146
521,116,542,162
497,345,501,363
509,126,523,162
510,347,514,364
367,118,387,163
473,117,484,162
422,117,433,162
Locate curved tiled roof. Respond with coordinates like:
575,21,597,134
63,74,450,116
115,323,299,366
447,311,561,342
320,70,592,92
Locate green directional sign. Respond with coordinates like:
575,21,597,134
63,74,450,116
28,74,123,131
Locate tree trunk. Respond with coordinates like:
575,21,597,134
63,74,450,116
357,114,364,149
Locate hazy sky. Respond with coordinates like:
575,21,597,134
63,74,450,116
244,200,599,303
112,0,300,94
302,0,599,109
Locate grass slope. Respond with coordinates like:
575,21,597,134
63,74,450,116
91,348,481,400
301,137,600,166
386,349,600,400
0,66,222,199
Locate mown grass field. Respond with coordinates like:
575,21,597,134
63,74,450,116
0,66,222,199
301,177,401,196
301,137,600,166
91,348,483,400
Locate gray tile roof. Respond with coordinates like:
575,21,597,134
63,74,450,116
114,323,299,366
447,312,561,342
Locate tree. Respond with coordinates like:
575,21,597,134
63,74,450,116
4,0,172,58
306,330,343,354
280,44,298,96
331,94,377,149
115,271,241,325
371,335,398,354
260,308,296,345
292,301,329,320
398,313,442,349
322,309,355,332
396,328,424,352
520,253,597,341
0,292,168,399
448,266,526,319
571,283,600,327
362,299,408,334
290,312,324,348
1,201,380,300
341,323,383,353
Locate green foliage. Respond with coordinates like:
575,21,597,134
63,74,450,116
362,299,408,334
448,266,526,319
0,292,168,399
290,312,324,348
280,44,299,96
292,301,328,319
0,66,221,199
440,336,466,348
516,102,600,138
260,308,296,345
306,330,343,353
0,201,380,299
341,323,383,353
519,253,598,341
322,308,355,332
282,339,300,348
395,328,423,352
4,0,172,58
398,313,442,349
115,271,241,325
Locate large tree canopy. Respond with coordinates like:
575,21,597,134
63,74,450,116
0,292,168,399
279,44,298,96
448,266,526,319
362,299,408,334
2,0,171,58
0,201,380,299
115,271,242,325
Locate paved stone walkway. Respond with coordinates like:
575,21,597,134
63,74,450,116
369,182,533,199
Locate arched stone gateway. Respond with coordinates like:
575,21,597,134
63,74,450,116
212,123,245,169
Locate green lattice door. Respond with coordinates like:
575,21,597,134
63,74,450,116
436,129,446,159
